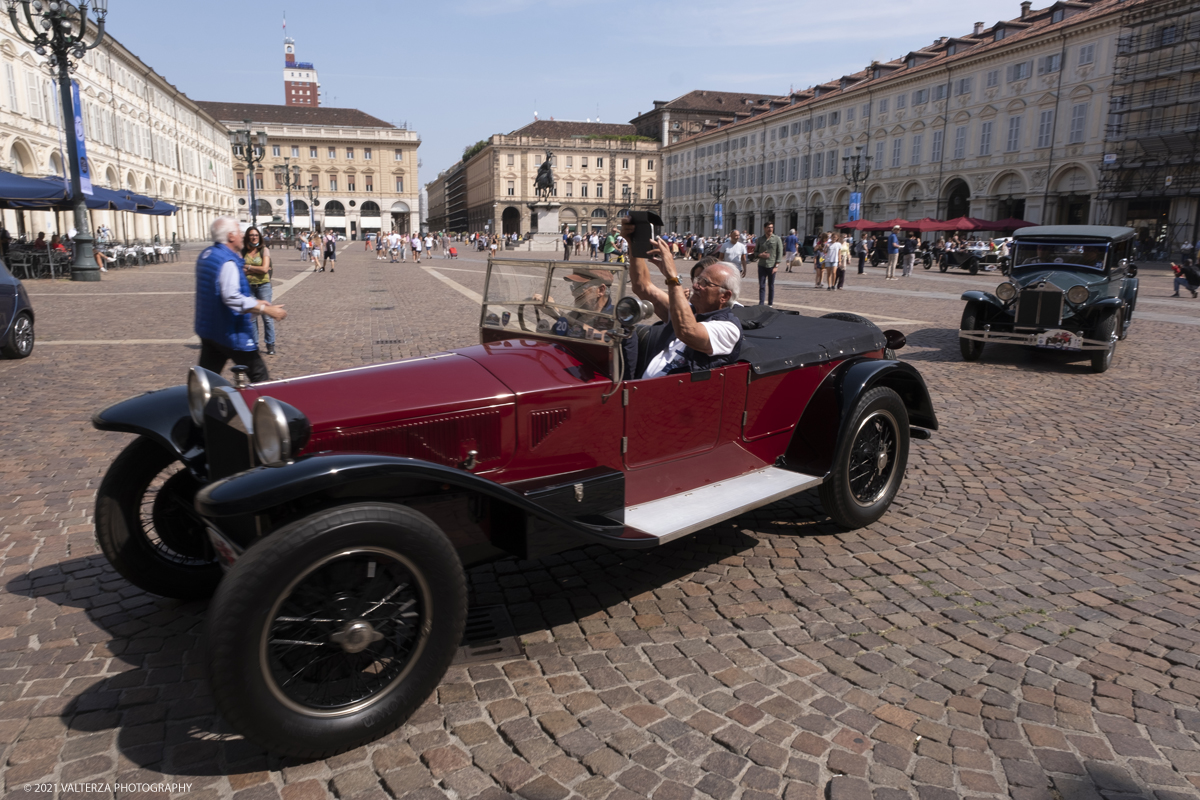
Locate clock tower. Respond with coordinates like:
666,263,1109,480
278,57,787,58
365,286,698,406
283,36,319,107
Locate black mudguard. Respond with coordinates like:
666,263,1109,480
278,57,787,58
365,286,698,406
92,385,204,467
784,358,938,477
195,453,652,552
961,289,1006,312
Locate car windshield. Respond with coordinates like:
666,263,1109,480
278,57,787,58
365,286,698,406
482,258,626,344
1011,241,1108,272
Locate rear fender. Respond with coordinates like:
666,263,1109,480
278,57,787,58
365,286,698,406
92,385,204,468
784,359,938,477
195,453,649,559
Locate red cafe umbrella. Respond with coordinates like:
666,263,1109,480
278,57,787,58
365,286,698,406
967,217,997,231
989,217,1036,232
874,218,913,231
909,217,948,233
834,219,875,230
943,216,985,231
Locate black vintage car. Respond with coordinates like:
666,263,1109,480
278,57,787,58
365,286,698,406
0,258,34,359
958,225,1137,373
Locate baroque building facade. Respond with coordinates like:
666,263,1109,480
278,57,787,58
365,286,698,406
198,102,420,238
662,0,1140,241
0,15,235,242
431,120,661,236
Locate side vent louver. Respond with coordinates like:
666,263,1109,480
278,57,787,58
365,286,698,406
530,408,570,449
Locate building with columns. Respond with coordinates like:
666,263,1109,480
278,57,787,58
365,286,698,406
197,101,420,238
0,14,235,243
431,120,661,236
662,0,1148,243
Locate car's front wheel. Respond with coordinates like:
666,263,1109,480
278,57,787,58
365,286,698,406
1091,310,1119,373
205,503,467,759
959,303,985,362
820,386,910,529
95,436,221,599
1,311,33,358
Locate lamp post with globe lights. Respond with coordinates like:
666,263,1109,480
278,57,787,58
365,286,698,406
229,121,267,226
7,0,109,281
273,157,302,242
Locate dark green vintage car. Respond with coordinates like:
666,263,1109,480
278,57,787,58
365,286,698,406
958,225,1138,374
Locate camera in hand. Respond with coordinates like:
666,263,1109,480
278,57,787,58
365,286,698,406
628,211,665,259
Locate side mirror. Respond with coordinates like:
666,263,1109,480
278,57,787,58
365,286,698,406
883,329,907,351
615,296,655,327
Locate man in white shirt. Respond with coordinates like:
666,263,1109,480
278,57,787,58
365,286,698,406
624,220,743,379
720,230,749,277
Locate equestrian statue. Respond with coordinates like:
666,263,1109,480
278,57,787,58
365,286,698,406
534,150,555,199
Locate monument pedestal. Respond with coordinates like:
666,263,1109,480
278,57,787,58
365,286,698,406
526,201,561,252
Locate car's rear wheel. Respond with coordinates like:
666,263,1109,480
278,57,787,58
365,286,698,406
1090,310,1119,374
205,503,467,759
820,386,910,529
95,436,221,599
1,311,33,359
939,261,949,273
959,303,985,362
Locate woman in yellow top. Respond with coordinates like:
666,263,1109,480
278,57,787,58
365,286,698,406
242,226,276,355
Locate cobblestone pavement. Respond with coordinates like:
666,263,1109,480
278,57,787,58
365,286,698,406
2,243,1199,800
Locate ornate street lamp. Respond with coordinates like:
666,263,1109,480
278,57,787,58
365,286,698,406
305,180,320,233
229,120,267,225
272,157,302,241
842,146,872,193
7,0,109,280
708,172,728,234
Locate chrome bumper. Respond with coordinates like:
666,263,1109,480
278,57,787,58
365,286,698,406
958,329,1112,351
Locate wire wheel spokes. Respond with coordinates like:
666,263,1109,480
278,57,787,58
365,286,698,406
264,549,425,714
847,411,898,506
139,463,211,565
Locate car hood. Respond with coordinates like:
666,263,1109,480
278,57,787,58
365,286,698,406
1013,268,1105,293
243,352,516,434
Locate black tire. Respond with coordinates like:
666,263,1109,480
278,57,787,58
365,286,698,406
94,437,221,599
1,311,33,358
968,259,979,275
959,303,985,362
923,260,932,270
205,503,467,759
1090,310,1118,374
819,386,910,529
939,261,948,273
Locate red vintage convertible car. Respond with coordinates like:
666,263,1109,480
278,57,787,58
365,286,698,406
91,258,938,757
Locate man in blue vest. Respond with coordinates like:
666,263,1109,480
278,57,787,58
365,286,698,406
195,216,287,383
624,220,742,378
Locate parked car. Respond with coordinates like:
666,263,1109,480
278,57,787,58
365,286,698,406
958,225,1138,373
91,258,939,757
0,258,34,358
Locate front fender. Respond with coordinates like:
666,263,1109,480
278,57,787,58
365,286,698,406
961,290,1006,311
92,385,203,466
195,453,652,550
784,358,938,477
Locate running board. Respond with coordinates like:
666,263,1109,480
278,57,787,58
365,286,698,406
621,466,823,543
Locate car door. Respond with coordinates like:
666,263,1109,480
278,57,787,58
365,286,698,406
622,369,727,469
0,266,16,337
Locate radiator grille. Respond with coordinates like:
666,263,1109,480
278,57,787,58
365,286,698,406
1014,288,1064,329
312,409,503,466
530,408,569,449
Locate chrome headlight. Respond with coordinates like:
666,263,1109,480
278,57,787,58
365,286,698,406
187,367,213,426
1066,285,1089,304
252,396,291,466
996,282,1017,302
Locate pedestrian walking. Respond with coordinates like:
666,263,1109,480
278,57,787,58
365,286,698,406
823,235,840,291
783,228,798,272
902,231,918,277
322,232,336,272
752,222,783,305
241,226,277,355
195,216,286,382
886,225,901,280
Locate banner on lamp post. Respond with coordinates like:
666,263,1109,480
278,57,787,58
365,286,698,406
70,80,93,195
713,202,723,231
849,192,862,222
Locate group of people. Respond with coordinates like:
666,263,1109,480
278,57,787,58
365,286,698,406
368,231,454,263
297,231,339,272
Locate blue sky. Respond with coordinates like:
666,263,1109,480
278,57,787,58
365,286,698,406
108,0,1023,185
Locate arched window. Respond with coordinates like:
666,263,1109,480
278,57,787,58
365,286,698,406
360,201,380,214
324,200,346,215
291,199,309,215
255,199,272,216
591,209,607,218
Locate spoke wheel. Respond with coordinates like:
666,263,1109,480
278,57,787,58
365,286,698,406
95,437,221,599
206,503,466,758
264,547,426,715
2,311,33,359
819,386,910,529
